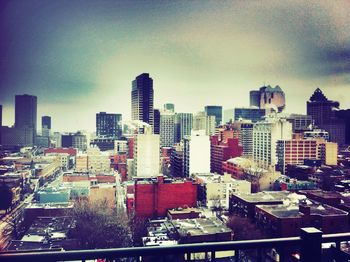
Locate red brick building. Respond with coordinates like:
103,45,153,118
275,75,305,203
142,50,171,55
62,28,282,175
210,135,243,174
110,153,127,170
134,175,197,218
44,148,77,156
276,138,318,174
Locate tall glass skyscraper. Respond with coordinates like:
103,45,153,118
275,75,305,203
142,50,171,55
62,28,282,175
15,94,37,142
131,73,154,131
205,106,222,126
42,116,51,137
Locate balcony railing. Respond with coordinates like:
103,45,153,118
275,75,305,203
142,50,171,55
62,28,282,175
1,228,350,262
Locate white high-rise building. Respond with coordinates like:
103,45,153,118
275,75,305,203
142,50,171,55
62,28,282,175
183,130,210,177
160,111,175,147
253,115,292,169
193,111,215,136
134,126,160,177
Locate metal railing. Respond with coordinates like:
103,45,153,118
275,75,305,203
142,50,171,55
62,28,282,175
1,228,350,262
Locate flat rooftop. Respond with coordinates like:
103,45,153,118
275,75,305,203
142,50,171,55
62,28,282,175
232,191,291,204
257,202,348,219
172,218,231,237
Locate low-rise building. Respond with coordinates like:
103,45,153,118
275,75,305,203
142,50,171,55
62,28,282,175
255,200,349,237
230,191,291,218
194,173,250,209
134,175,197,218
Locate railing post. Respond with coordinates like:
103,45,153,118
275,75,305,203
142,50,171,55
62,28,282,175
300,227,322,262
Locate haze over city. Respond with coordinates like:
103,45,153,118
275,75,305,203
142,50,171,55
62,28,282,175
1,0,350,131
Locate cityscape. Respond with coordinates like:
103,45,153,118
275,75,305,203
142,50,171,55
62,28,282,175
1,1,350,262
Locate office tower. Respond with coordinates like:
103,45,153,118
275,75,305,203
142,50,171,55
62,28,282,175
175,113,193,143
53,132,62,148
131,73,154,130
42,116,51,137
61,134,73,148
335,109,350,144
307,88,345,144
249,90,260,107
193,111,216,136
170,143,184,177
276,139,318,174
205,106,222,126
15,94,37,143
234,107,266,123
259,85,285,112
250,85,286,112
153,109,160,135
164,103,175,113
307,88,339,126
183,130,210,177
287,114,313,133
72,132,87,151
0,126,34,147
240,122,254,158
160,111,175,147
134,126,160,177
96,112,122,138
253,116,292,169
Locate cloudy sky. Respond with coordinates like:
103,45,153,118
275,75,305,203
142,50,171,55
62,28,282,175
1,0,349,132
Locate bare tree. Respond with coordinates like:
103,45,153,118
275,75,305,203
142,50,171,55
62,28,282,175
68,199,132,249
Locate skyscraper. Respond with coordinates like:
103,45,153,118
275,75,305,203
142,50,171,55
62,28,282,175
131,73,154,131
249,90,261,107
153,109,160,135
249,85,286,112
253,116,292,169
42,116,51,137
15,94,37,143
160,111,175,147
307,88,346,145
205,106,222,126
175,113,193,143
307,88,339,126
96,112,122,138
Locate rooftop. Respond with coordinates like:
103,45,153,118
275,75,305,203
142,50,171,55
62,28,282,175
257,200,348,218
232,191,291,204
173,217,231,237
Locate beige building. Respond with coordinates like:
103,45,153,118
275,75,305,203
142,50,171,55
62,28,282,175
325,142,338,166
89,184,116,207
75,147,110,173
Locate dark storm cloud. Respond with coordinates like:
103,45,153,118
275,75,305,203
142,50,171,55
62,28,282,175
0,0,350,130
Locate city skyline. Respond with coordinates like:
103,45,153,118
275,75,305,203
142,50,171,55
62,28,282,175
1,1,350,132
